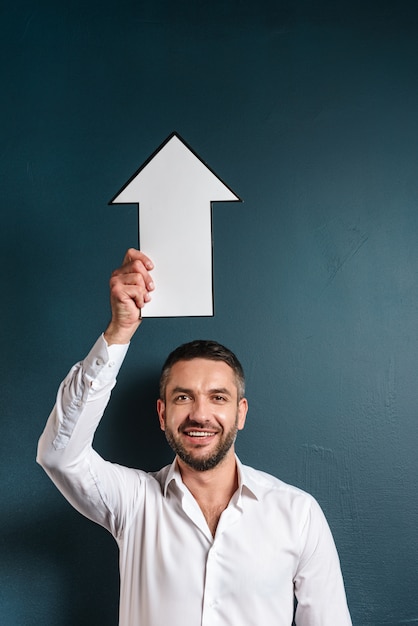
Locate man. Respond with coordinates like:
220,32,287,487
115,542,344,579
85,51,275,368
37,249,352,626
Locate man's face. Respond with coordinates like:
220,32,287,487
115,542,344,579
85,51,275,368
157,358,248,472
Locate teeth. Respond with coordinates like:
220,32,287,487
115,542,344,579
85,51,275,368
187,431,215,437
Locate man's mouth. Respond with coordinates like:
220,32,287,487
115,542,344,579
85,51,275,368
185,431,216,438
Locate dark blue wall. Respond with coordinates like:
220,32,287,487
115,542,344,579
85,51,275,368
2,1,418,624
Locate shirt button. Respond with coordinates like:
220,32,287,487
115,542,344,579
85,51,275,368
95,358,103,366
108,360,115,368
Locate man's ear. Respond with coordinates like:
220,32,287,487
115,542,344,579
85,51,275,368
157,398,166,431
237,398,248,431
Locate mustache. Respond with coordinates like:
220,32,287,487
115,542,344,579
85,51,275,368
179,419,221,433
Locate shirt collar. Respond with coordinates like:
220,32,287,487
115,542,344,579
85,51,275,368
163,458,183,497
163,455,260,501
235,456,260,501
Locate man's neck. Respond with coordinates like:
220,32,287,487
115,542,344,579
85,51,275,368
177,451,239,536
177,450,239,506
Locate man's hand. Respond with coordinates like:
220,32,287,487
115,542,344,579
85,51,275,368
104,249,155,345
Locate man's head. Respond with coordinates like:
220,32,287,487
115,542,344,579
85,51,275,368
157,340,247,472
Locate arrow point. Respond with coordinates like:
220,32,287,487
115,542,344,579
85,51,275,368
110,132,241,205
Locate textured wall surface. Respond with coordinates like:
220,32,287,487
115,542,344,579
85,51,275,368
2,1,418,624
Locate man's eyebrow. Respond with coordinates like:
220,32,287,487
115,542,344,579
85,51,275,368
169,386,193,396
209,387,233,396
168,386,233,397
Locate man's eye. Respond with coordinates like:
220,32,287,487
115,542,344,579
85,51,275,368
213,395,227,402
175,395,190,402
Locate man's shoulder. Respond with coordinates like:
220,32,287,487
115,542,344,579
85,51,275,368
240,461,316,505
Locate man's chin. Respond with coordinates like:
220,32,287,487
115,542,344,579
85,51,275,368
179,452,227,472
175,444,232,472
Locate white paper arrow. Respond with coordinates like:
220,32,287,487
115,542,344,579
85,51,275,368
110,132,241,317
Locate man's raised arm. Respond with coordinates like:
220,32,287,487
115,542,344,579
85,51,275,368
36,250,154,531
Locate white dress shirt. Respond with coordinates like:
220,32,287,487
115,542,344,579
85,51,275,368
37,335,352,626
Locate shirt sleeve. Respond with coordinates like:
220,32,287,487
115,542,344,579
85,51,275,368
36,335,142,537
293,497,352,626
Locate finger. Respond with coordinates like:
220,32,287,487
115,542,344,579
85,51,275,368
109,278,152,314
112,268,155,294
113,257,155,292
110,271,152,300
132,285,152,308
123,248,154,270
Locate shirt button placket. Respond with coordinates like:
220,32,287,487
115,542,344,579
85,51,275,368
202,545,220,626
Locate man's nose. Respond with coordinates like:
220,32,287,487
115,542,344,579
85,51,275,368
189,397,208,422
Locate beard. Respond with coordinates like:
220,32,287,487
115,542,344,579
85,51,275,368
164,416,239,472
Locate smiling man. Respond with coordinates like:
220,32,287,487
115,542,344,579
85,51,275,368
37,249,352,626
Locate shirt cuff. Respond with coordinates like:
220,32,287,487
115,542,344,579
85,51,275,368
83,334,130,389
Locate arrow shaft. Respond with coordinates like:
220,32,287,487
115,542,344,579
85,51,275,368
139,199,213,317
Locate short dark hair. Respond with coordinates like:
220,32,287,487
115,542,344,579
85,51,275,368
159,340,245,401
